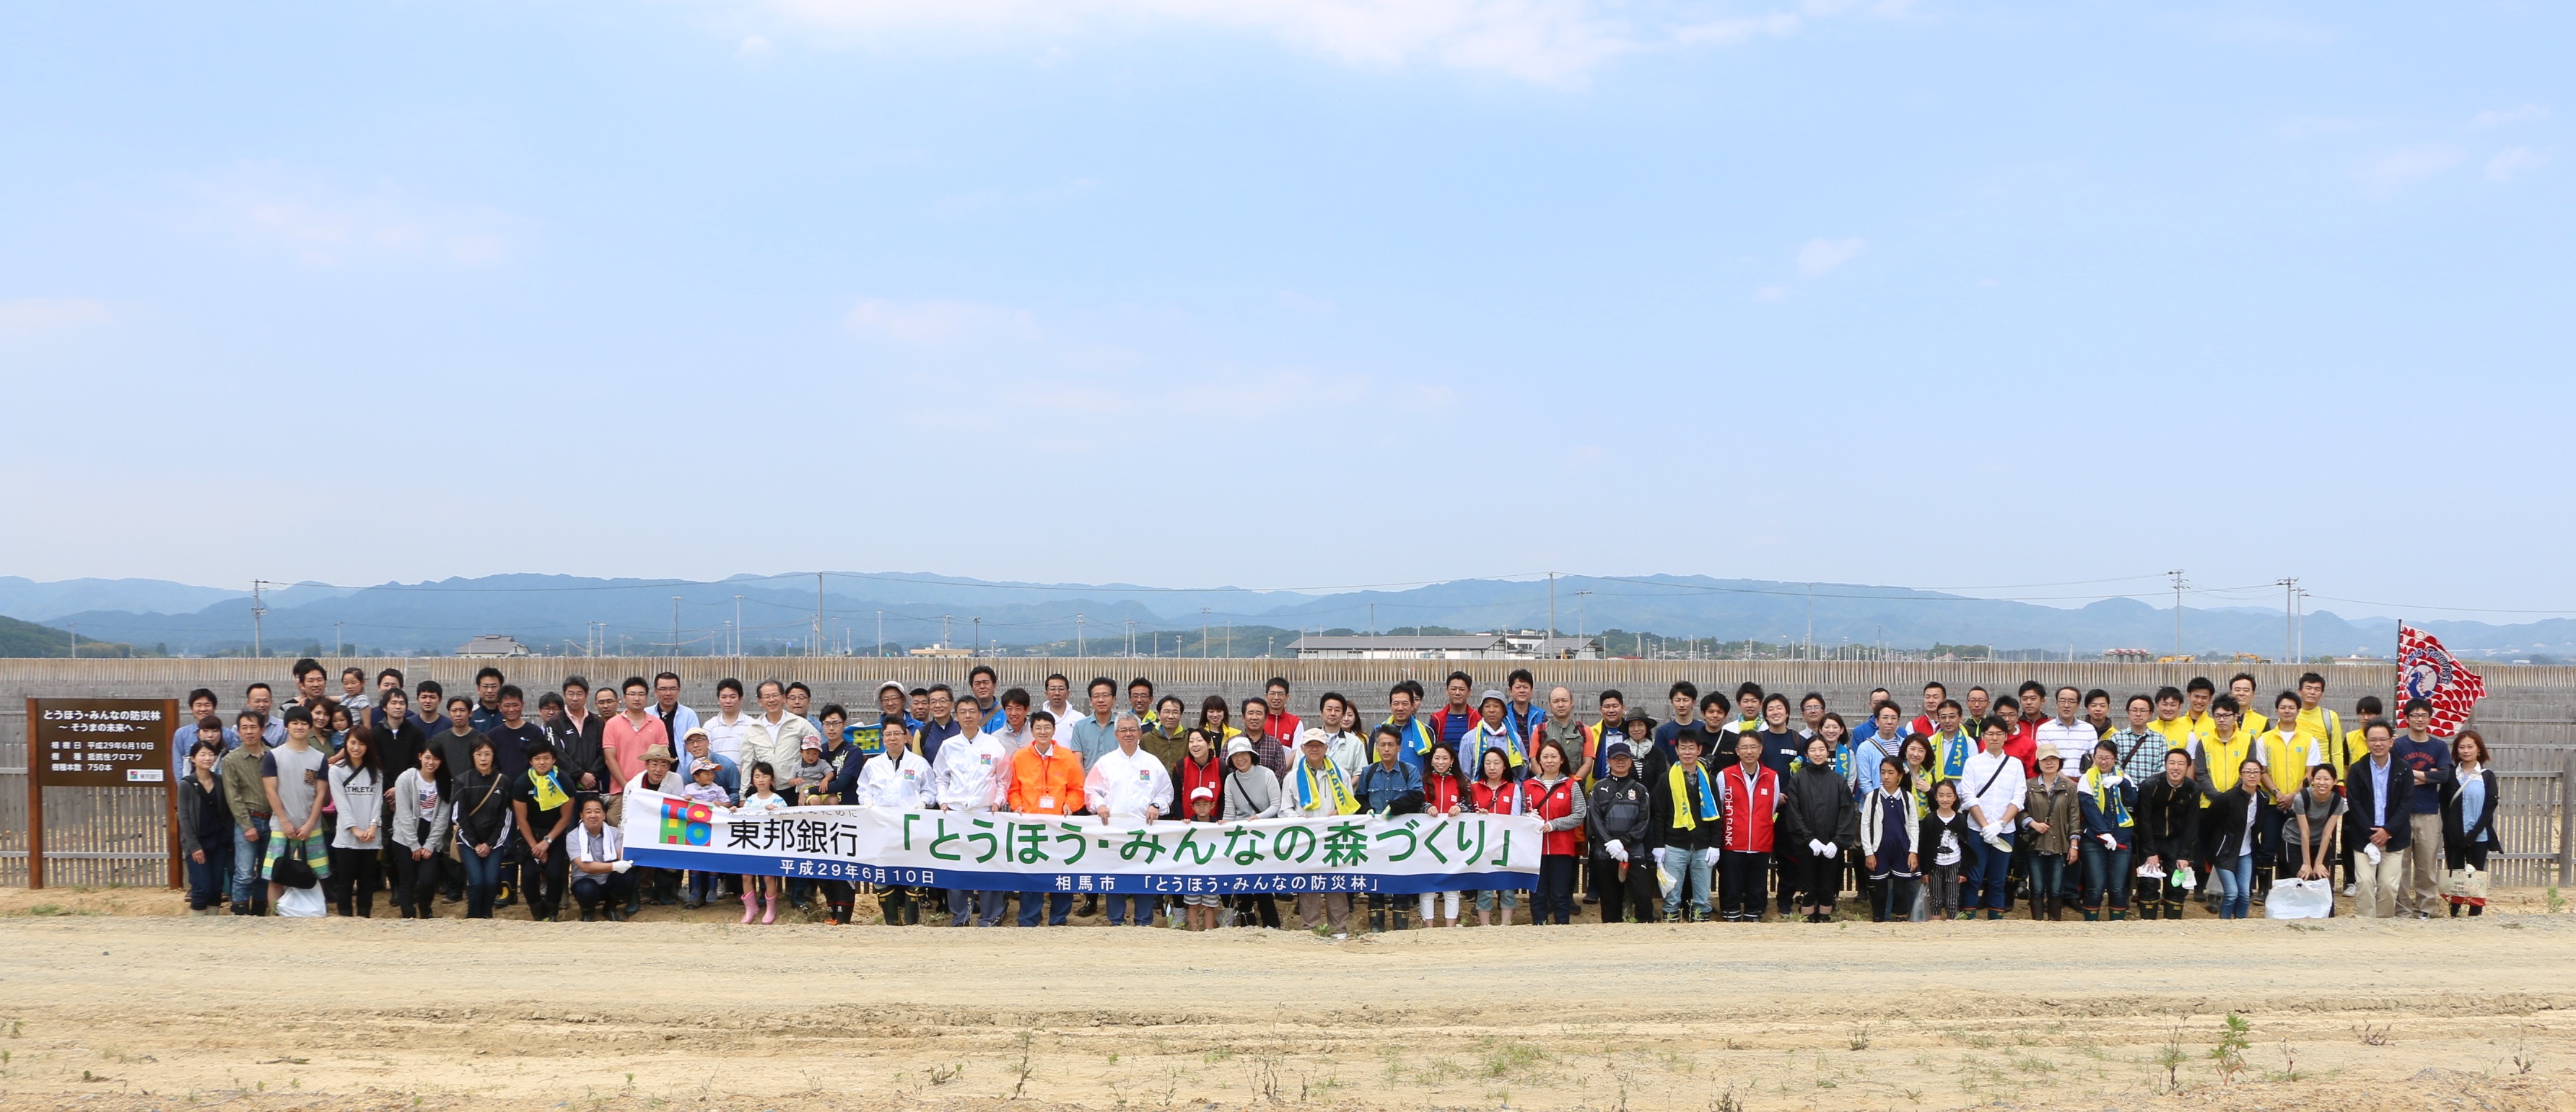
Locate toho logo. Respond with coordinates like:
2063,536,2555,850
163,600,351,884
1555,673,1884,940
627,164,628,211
660,798,713,846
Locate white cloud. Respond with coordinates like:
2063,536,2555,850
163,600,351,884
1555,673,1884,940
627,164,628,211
2357,144,2461,185
2472,104,2548,129
737,33,776,60
203,162,515,267
0,297,113,336
1794,236,1866,278
753,0,1898,84
844,297,1038,346
2487,146,2544,183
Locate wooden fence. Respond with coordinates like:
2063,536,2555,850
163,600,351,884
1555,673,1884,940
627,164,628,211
4,658,2570,889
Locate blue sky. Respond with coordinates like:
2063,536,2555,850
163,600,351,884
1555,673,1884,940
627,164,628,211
1,1,2567,621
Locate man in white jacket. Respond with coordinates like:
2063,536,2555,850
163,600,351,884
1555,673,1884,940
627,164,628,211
1083,713,1173,927
741,680,820,788
1959,721,2027,920
932,708,1010,927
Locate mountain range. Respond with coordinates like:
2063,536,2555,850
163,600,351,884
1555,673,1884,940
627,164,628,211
5,572,2569,660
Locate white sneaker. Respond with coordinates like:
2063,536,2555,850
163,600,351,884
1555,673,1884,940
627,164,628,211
2341,883,2357,896
1332,932,1349,940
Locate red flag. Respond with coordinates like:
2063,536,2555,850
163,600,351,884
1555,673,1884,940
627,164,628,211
2396,626,2486,737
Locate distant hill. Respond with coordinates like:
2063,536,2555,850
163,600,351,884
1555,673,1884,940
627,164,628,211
0,613,139,657
10,570,2571,660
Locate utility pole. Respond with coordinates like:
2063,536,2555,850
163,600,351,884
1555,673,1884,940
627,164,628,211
672,595,681,657
941,614,953,649
876,610,884,657
1125,618,1135,658
67,623,77,659
1226,620,1232,659
2277,577,2299,663
2295,588,2310,662
1547,572,1557,639
2167,569,2187,657
1805,582,1815,660
1367,603,1376,638
813,573,825,657
250,579,268,658
334,621,343,657
1201,608,1211,657
1575,591,1589,642
733,595,743,656
1076,613,1086,657
971,616,980,656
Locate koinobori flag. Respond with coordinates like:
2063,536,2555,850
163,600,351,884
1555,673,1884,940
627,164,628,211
2397,625,2487,737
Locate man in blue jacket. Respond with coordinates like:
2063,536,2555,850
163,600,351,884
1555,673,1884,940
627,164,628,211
2388,698,2455,919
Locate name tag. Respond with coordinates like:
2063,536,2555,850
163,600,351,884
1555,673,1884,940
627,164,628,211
1038,795,1056,811
1137,769,1153,782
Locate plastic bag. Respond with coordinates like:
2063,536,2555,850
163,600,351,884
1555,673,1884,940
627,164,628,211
2264,877,2333,919
275,884,326,918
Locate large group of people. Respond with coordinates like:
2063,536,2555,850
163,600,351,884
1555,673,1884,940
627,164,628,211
170,659,2507,928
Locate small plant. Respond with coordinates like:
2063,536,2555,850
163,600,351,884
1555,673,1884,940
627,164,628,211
2354,1021,2393,1046
2547,885,2565,914
1250,1055,1281,1102
1010,1031,1037,1100
1847,1023,1872,1051
927,1063,963,1086
2276,1036,2301,1082
1708,1088,1743,1112
2512,1033,2538,1075
1203,1046,1234,1063
2210,1012,2250,1085
2154,1025,2188,1092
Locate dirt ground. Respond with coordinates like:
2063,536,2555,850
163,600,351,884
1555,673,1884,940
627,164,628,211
1,887,2573,1112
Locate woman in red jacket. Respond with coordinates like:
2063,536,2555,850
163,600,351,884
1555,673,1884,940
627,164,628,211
1469,748,1525,926
1172,729,1224,819
1527,740,1586,924
1418,743,1470,927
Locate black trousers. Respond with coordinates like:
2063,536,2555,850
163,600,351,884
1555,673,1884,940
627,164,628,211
1786,844,1841,911
520,846,571,919
1592,854,1660,923
571,871,637,913
392,849,441,918
328,844,383,917
1721,850,1771,921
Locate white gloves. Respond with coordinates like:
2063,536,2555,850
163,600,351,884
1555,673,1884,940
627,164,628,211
1821,842,1838,859
611,859,633,873
1604,840,1627,863
1808,839,1827,856
2097,833,2119,849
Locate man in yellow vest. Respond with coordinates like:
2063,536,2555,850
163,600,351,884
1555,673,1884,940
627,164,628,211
2188,696,2257,913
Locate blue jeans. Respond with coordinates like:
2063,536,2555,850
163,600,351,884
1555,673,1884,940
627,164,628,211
230,817,270,903
1017,892,1073,927
1657,846,1716,918
949,889,1008,927
2215,854,2254,919
461,843,506,919
1968,840,2014,909
187,838,234,910
2029,854,2068,910
1104,893,1153,925
2081,844,2133,912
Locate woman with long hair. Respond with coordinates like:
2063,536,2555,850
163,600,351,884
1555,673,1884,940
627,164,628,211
2207,756,2271,919
1196,696,1242,743
2440,730,2499,916
1417,743,1470,927
389,745,450,918
326,729,386,917
1527,740,1585,924
178,736,232,915
1469,748,1525,926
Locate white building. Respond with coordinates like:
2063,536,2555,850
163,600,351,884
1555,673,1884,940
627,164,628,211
455,634,532,659
1290,633,1602,661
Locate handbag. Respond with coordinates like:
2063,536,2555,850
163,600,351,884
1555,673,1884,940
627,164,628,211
269,839,318,889
2440,863,2489,900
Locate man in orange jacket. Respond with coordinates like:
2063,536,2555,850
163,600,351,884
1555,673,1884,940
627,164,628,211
1006,710,1087,926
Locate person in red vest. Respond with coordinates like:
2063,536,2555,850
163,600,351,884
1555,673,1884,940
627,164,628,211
1719,731,1781,922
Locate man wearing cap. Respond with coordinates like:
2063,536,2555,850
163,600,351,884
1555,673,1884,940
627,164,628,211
1084,713,1173,927
1459,691,1529,782
674,727,741,802
1587,740,1659,922
1006,712,1086,926
1280,727,1361,936
624,745,684,913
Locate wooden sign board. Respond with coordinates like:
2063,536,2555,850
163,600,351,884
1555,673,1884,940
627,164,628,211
26,697,180,889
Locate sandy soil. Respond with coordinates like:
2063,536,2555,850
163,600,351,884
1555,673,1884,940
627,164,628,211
1,889,2572,1112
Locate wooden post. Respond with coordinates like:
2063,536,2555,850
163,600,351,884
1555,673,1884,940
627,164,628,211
164,698,180,890
2562,751,2575,890
25,698,42,890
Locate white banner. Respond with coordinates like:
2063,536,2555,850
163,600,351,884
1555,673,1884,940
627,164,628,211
621,789,1540,895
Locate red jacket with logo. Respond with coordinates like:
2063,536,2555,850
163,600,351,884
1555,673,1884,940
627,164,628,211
1719,761,1779,854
